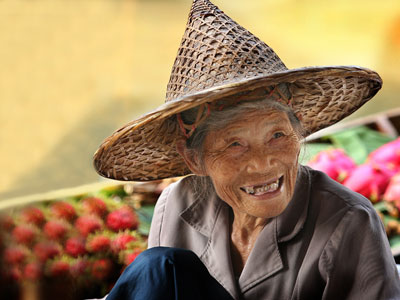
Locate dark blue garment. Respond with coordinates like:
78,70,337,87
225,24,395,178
107,247,234,300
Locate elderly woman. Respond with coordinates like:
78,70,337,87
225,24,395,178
93,0,400,299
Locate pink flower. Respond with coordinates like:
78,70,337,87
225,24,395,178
308,149,356,182
106,207,138,232
343,163,393,202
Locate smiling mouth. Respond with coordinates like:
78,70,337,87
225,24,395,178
240,176,283,195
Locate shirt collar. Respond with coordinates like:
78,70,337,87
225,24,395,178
276,165,311,242
179,182,222,237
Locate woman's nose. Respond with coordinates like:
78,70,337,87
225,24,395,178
246,145,275,173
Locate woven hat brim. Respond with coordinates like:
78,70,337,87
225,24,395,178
94,65,382,181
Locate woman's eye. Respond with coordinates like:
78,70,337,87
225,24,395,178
230,141,242,147
273,132,285,139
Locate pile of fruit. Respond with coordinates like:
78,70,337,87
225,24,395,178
0,181,172,300
307,136,400,249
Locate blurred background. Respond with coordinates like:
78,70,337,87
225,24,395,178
1,0,400,200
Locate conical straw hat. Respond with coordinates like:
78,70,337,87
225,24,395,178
93,0,382,181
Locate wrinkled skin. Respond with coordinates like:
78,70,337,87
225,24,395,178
178,108,301,276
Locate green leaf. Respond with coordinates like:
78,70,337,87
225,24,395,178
381,214,399,226
98,185,127,198
136,205,155,236
390,235,400,248
327,126,394,164
374,202,389,213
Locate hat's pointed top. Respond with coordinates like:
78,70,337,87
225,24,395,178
166,0,287,102
188,0,219,20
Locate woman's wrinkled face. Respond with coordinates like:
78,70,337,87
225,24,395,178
202,109,301,219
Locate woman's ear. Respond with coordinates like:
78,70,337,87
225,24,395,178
176,139,207,176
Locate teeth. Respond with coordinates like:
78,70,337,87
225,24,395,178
243,179,280,195
245,186,254,194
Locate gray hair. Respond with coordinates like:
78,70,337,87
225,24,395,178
180,98,305,201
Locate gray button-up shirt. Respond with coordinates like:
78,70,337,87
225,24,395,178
148,165,400,299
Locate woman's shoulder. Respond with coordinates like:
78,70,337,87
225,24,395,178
148,175,211,249
148,176,194,247
158,175,199,208
302,166,389,262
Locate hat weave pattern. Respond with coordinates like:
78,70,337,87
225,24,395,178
93,0,382,181
166,0,287,101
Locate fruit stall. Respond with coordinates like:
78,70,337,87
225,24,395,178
2,107,400,299
0,179,177,300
